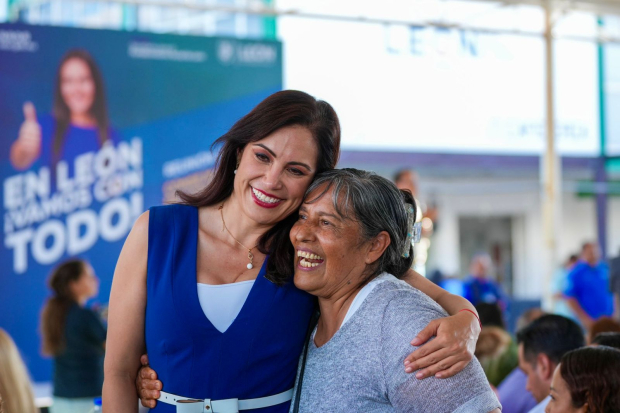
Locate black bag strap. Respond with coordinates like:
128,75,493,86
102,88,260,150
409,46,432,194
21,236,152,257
291,310,320,413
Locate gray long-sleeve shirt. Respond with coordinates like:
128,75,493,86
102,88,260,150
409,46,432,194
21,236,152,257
291,275,501,412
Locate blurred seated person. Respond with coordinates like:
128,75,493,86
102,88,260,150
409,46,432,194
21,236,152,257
564,242,614,330
463,254,507,311
474,303,518,387
517,315,585,413
545,346,620,413
497,308,545,413
591,332,620,350
0,328,38,413
587,317,620,345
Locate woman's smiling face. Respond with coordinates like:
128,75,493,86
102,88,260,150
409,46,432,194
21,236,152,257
60,57,96,117
290,184,384,299
233,125,318,227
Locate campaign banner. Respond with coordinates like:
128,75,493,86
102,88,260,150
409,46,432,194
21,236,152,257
0,23,282,381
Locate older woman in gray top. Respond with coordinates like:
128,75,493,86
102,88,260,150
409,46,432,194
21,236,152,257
289,169,501,413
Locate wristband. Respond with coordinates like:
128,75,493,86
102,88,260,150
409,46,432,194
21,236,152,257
458,309,482,329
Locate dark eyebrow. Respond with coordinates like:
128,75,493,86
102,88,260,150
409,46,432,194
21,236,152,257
318,211,342,221
253,143,313,172
299,204,342,222
299,204,342,221
289,162,313,172
253,143,277,157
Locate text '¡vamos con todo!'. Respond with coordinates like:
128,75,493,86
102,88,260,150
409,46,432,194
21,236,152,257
3,138,144,274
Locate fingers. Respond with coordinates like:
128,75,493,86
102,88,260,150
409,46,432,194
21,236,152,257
404,336,445,366
433,360,469,379
139,387,160,408
404,313,477,378
414,355,462,379
410,320,439,346
139,366,158,380
140,398,156,409
136,360,161,409
139,378,162,391
18,103,41,150
140,354,150,367
405,346,451,376
23,102,37,122
20,121,41,138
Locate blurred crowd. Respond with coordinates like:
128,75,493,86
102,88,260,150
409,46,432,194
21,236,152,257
394,169,620,413
432,243,620,413
402,167,619,413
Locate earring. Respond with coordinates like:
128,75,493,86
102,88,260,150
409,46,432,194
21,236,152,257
234,169,237,174
234,160,240,175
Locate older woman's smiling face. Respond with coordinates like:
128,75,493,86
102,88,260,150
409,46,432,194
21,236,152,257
290,184,388,300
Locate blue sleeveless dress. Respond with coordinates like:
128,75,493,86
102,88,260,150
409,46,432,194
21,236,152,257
145,205,316,412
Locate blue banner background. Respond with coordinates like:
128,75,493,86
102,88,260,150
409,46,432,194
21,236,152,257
0,23,282,382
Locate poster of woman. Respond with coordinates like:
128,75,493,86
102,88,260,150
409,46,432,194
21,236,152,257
10,49,117,175
0,22,283,385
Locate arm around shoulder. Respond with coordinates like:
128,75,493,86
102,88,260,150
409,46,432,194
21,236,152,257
401,268,480,380
380,293,500,413
103,211,150,413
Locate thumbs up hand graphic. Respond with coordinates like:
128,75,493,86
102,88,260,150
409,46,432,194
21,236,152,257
10,102,42,170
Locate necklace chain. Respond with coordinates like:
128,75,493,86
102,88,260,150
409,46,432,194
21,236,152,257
219,205,258,269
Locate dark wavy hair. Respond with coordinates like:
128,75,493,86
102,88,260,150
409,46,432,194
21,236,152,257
40,259,87,356
560,346,620,413
52,49,110,168
178,90,340,284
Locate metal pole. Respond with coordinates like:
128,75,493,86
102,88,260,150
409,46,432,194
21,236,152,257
596,16,608,259
542,0,559,309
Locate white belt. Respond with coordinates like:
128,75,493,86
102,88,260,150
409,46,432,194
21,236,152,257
158,388,293,413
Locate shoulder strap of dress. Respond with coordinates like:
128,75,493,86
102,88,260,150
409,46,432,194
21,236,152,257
147,204,197,274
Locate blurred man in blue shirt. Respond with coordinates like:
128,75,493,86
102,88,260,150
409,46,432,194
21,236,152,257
564,242,614,330
463,254,507,311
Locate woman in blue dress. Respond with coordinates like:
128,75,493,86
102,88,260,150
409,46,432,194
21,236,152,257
104,90,483,412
